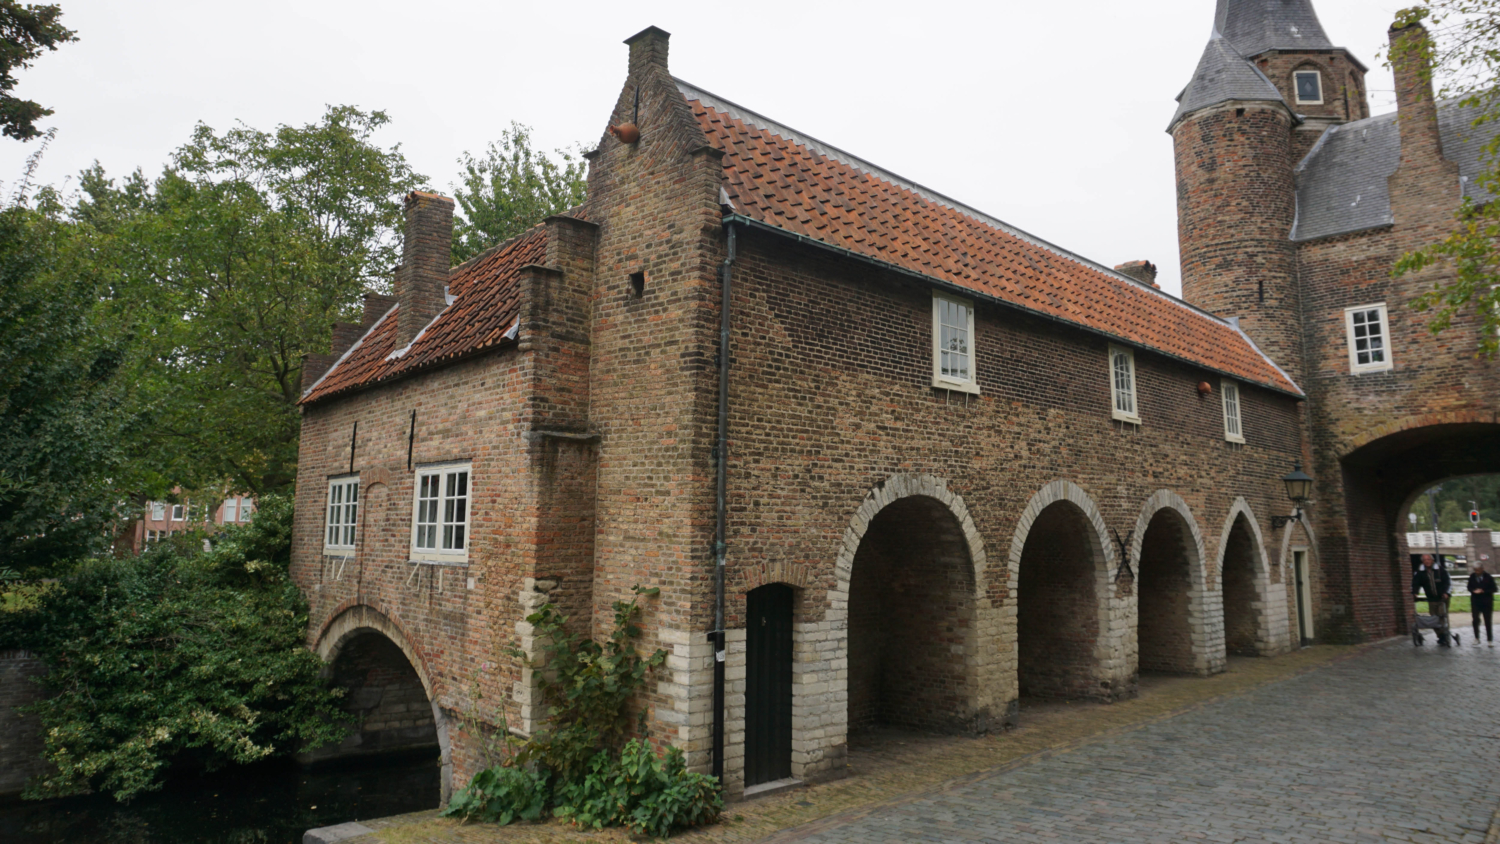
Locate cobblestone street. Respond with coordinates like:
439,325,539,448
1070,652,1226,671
768,640,1500,844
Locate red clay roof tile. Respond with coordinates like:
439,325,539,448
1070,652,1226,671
681,80,1300,397
300,221,551,404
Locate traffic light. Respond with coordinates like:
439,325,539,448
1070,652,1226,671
1473,509,1482,527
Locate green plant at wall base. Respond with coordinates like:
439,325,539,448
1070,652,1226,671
519,586,667,782
443,765,550,825
554,739,723,837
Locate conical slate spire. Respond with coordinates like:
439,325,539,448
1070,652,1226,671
1168,35,1286,131
1215,0,1333,58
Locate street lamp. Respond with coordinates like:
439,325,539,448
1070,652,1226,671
1271,464,1314,529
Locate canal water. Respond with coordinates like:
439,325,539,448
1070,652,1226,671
0,749,440,843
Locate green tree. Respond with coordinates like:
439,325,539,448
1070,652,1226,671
450,123,588,263
0,1,76,141
1389,4,1500,355
75,106,425,494
0,143,147,574
0,495,350,802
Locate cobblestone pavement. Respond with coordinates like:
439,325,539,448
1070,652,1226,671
358,641,1500,844
767,640,1500,844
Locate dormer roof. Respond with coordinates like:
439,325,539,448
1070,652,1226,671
1168,35,1287,131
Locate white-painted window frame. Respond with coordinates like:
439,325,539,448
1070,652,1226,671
325,475,359,552
1344,303,1394,373
223,498,238,523
1109,344,1140,423
1221,378,1245,443
931,292,980,394
1294,69,1323,104
171,504,185,522
150,502,166,521
411,461,471,563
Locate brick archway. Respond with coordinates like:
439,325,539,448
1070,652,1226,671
773,475,1001,793
315,604,453,801
1129,490,1217,676
1007,480,1130,702
1336,410,1498,458
1217,499,1291,656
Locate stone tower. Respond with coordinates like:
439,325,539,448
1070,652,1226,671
1169,0,1368,384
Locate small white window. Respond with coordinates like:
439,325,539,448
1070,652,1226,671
241,500,254,522
1344,304,1393,373
1109,345,1140,422
325,477,359,551
412,463,470,561
223,498,238,523
1294,70,1323,104
171,504,185,522
931,293,980,394
1221,379,1245,443
150,502,166,521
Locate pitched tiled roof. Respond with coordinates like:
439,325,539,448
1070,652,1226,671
300,222,550,404
679,81,1303,396
1293,101,1495,241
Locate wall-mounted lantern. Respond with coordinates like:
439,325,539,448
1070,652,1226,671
1271,464,1314,529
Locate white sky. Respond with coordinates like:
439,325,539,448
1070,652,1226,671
1,0,1407,296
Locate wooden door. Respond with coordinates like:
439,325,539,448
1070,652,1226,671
745,584,793,786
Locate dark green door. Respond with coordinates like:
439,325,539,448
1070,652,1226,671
745,584,793,786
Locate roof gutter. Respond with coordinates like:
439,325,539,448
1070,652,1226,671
721,214,1304,399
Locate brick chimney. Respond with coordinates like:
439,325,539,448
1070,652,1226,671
395,191,454,349
362,292,398,328
1389,19,1448,170
1115,260,1159,288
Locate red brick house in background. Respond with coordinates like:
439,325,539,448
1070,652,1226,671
290,0,1499,800
122,492,256,554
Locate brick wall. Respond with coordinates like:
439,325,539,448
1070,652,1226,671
305,632,439,760
0,650,48,797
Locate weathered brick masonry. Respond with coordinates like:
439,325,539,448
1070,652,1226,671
0,651,48,798
287,1,1496,804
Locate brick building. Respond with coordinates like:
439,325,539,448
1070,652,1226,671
288,0,1498,800
120,492,256,554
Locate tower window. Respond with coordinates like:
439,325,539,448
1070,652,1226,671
1294,70,1323,104
629,272,645,298
1344,304,1393,373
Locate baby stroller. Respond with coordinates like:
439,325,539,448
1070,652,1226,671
1412,602,1459,647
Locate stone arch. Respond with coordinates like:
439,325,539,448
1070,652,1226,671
791,475,1001,786
314,604,453,801
1337,410,1498,459
1217,499,1290,656
1277,513,1319,646
1007,480,1129,702
1129,490,1217,676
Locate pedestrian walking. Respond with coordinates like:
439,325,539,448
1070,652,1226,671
1412,554,1452,646
1468,563,1497,645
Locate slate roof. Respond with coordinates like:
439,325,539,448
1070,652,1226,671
679,80,1303,396
300,221,551,404
1169,35,1287,131
1216,0,1333,59
1292,102,1494,241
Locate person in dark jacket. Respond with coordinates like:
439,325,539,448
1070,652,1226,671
1413,554,1452,646
1468,563,1497,645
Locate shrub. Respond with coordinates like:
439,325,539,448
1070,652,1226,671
442,586,721,837
0,494,350,801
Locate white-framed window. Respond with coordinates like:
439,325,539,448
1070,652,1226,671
325,476,359,551
1294,69,1323,104
150,502,166,521
1344,304,1393,373
1221,379,1245,443
171,504,185,522
242,500,254,522
931,292,980,394
145,529,158,543
1109,344,1140,422
223,498,238,523
412,463,471,561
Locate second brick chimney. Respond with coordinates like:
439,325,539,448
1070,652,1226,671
1114,260,1159,288
1389,18,1451,173
395,191,454,349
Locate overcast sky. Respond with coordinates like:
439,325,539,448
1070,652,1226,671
1,0,1408,296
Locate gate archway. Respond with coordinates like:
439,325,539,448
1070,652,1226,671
1130,491,1214,676
1216,498,1283,656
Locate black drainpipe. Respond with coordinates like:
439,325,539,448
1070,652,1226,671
711,221,736,784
